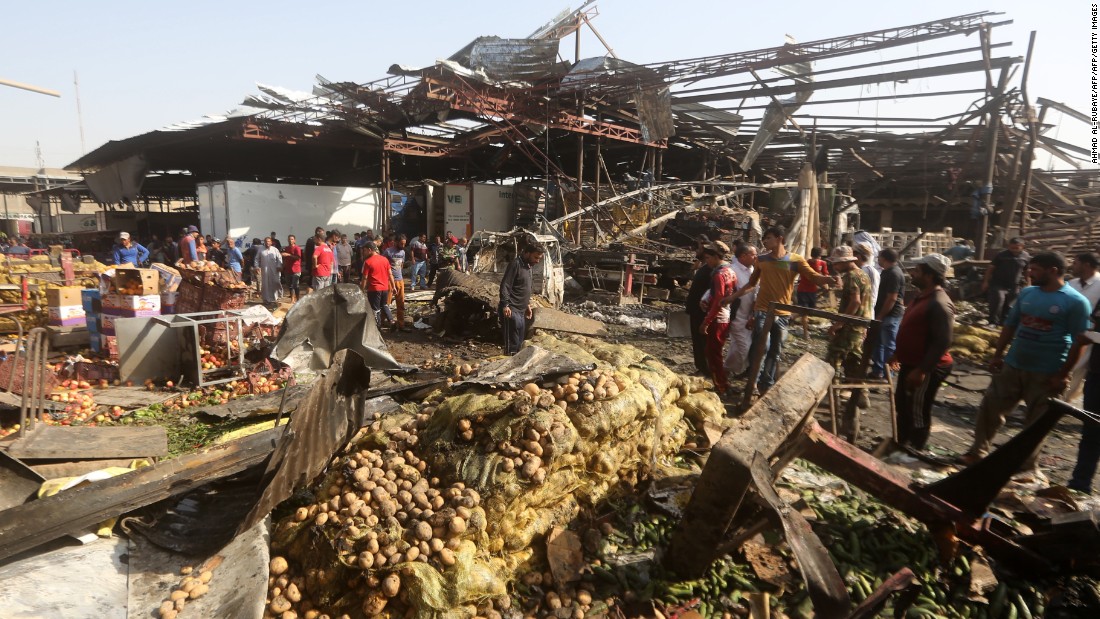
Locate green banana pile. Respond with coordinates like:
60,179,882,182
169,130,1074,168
526,461,1072,618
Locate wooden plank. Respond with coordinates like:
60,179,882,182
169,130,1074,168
0,427,280,563
92,386,178,408
666,354,834,577
531,307,607,336
194,385,308,421
1,425,168,460
29,458,137,480
0,451,44,511
0,390,64,411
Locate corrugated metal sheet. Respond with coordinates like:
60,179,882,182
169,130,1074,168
449,36,566,82
636,86,675,141
741,56,815,171
671,101,743,140
559,57,665,94
238,349,371,533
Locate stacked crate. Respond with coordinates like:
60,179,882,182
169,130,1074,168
82,289,101,353
46,287,86,328
101,268,162,359
871,227,955,261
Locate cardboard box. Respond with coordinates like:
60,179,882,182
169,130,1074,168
80,289,101,314
48,305,86,327
102,307,161,319
101,335,118,358
161,291,178,306
114,268,159,295
46,287,84,308
103,293,161,312
151,263,182,293
99,313,117,335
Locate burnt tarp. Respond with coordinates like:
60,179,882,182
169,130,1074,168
433,268,500,307
273,283,404,372
454,345,595,391
430,268,511,339
448,36,566,82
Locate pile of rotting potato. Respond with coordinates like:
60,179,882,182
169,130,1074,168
263,332,724,619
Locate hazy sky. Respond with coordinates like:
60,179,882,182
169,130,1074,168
1,0,1095,170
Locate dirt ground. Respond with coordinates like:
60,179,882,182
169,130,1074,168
385,296,1089,491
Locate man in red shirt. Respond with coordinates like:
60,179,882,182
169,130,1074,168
699,241,736,397
360,242,395,326
178,225,199,265
312,231,336,291
795,246,829,338
890,253,955,450
281,234,303,302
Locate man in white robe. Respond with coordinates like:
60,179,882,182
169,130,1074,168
725,244,758,377
258,237,283,307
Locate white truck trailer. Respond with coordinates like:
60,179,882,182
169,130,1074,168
431,183,515,239
196,181,384,241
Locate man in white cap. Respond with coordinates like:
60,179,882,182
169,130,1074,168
825,245,873,383
854,242,880,313
698,241,736,398
178,225,199,265
112,232,149,266
889,254,955,450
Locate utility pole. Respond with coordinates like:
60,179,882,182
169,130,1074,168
74,71,87,156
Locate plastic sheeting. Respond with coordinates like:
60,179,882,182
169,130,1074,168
454,345,595,391
83,155,148,205
272,283,403,372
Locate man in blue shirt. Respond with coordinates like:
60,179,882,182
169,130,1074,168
225,237,244,274
960,251,1091,471
112,232,149,266
382,235,408,330
6,237,29,256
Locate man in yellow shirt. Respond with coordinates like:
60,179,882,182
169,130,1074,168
729,226,837,393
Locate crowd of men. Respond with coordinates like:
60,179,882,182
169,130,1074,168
19,220,1100,493
685,228,1100,492
103,226,472,320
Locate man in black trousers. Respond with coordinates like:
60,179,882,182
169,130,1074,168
499,243,545,355
685,236,715,374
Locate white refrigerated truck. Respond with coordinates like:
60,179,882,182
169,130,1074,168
195,180,385,241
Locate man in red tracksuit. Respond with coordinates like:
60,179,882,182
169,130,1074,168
700,241,736,398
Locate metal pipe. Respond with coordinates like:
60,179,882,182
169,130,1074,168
0,78,60,98
976,67,1010,259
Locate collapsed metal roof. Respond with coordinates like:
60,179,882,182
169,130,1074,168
64,5,1095,252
